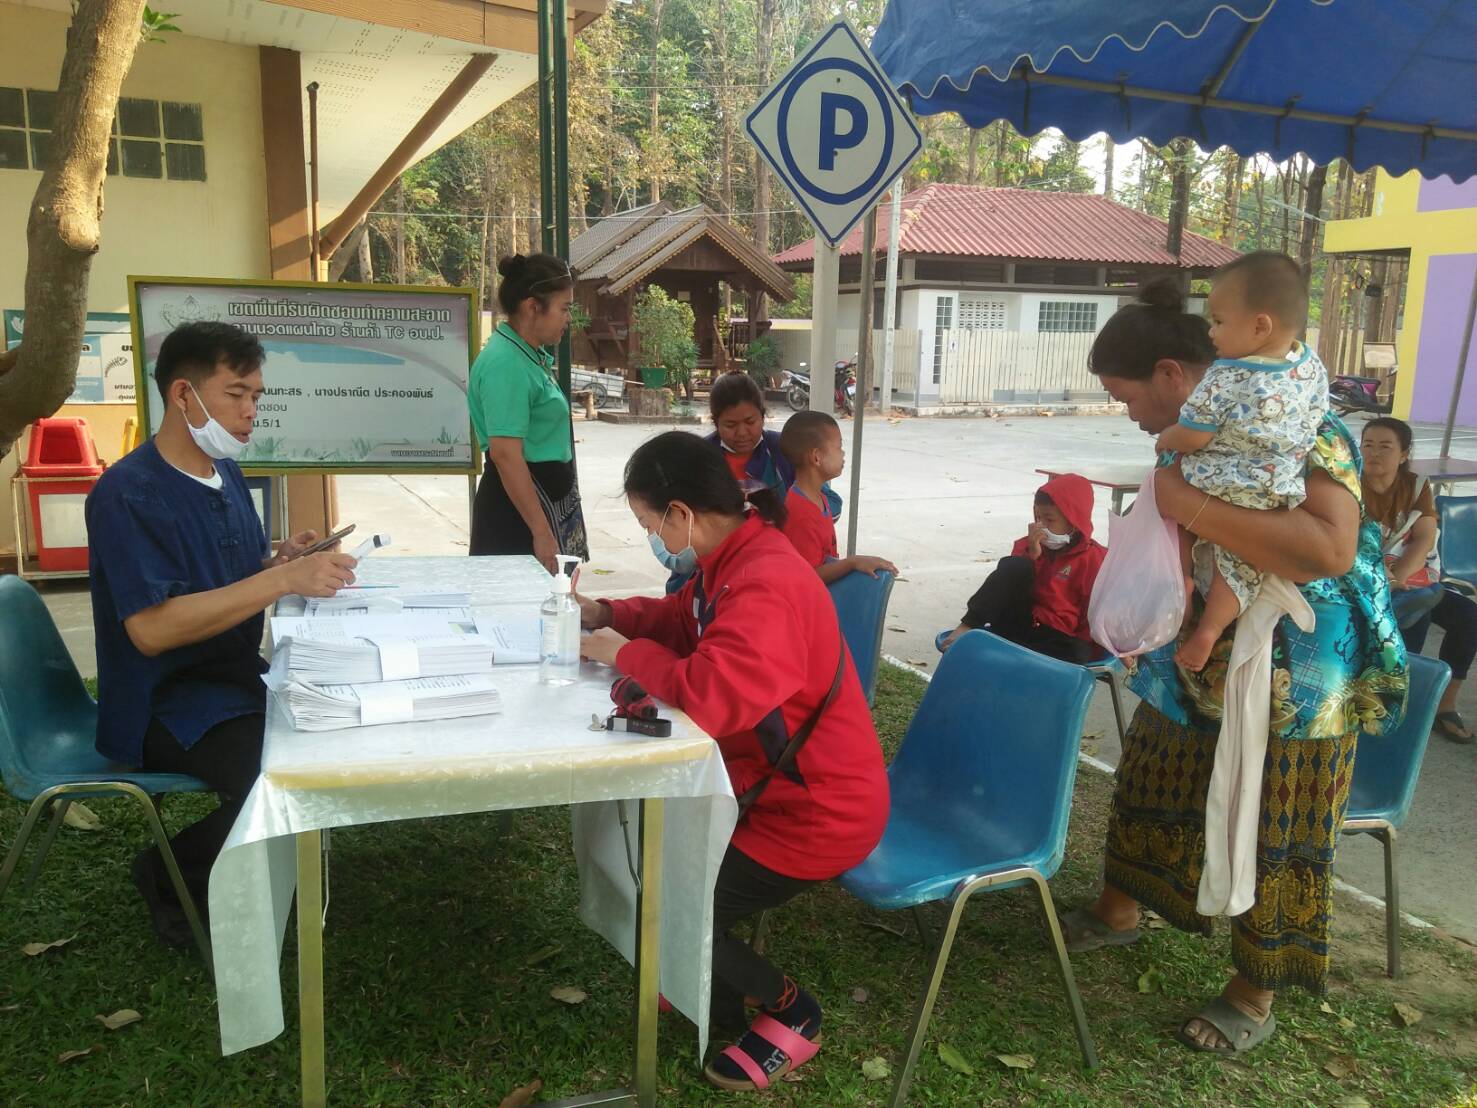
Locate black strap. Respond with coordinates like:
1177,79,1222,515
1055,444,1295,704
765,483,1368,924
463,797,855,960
736,651,846,817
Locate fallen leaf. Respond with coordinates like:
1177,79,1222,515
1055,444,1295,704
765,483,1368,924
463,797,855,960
860,920,908,939
0,1004,19,1012
1392,1002,1423,1027
1338,1016,1356,1031
1333,1097,1371,1108
95,1009,141,1031
21,936,75,957
590,569,615,576
498,1078,543,1108
550,986,588,1005
781,1070,805,1083
62,803,102,831
1136,968,1164,994
57,1046,99,1063
995,1053,1036,1070
861,1056,892,1080
1144,912,1170,930
937,1042,974,1075
1319,1001,1337,1015
850,987,869,1004
1324,1056,1358,1080
524,944,563,967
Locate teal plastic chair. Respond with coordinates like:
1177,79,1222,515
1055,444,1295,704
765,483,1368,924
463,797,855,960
1081,654,1128,745
1436,494,1477,596
828,569,895,705
0,576,213,963
841,630,1099,1105
1343,653,1449,979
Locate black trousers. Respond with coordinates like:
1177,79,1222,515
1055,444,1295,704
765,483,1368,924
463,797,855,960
470,454,572,556
710,845,815,1034
140,713,264,903
961,555,1100,664
1402,586,1477,682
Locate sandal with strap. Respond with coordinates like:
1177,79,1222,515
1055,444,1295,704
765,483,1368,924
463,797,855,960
704,1013,822,1091
1175,996,1277,1055
1059,906,1142,953
1435,711,1475,745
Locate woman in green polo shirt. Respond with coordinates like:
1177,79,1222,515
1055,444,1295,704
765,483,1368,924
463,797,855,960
468,253,588,568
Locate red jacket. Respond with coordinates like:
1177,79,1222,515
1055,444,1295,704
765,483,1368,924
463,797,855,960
1011,474,1106,642
607,515,888,880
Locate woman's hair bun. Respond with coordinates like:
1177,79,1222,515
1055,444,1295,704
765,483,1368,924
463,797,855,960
1137,275,1187,313
497,254,527,279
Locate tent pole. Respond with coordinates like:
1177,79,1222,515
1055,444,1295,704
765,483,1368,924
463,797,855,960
1439,265,1477,459
848,210,878,558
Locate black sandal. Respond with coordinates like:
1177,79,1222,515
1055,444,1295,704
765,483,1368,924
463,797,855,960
1435,711,1475,745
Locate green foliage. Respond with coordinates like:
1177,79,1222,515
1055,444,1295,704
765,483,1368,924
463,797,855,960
632,285,697,386
139,7,181,44
770,273,812,320
744,334,781,385
568,301,592,336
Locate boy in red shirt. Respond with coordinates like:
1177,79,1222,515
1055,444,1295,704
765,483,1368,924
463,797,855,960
778,411,897,583
938,473,1107,663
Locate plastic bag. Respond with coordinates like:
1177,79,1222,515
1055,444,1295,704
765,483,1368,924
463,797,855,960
1088,467,1186,659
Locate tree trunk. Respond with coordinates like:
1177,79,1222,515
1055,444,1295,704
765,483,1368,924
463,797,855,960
994,122,1008,186
0,0,148,459
357,218,374,283
1252,170,1266,248
752,0,778,321
1297,160,1329,288
1278,167,1292,255
966,128,981,185
717,0,733,216
1102,135,1115,201
1164,139,1192,261
647,0,664,204
1221,152,1244,244
394,180,407,283
1318,164,1354,366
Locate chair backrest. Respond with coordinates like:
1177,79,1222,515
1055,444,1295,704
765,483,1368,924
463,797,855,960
828,569,894,704
1347,653,1450,828
1436,494,1477,592
0,576,99,797
887,629,1096,878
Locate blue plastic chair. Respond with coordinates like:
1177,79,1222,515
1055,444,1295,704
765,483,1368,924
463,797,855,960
1436,494,1477,596
1343,653,1449,979
1081,654,1128,745
0,576,213,963
841,630,1099,1104
828,569,895,705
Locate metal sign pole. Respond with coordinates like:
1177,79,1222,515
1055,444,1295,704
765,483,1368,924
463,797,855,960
847,211,878,557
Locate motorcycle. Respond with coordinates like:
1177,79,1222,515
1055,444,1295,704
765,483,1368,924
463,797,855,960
1329,370,1396,416
782,359,856,415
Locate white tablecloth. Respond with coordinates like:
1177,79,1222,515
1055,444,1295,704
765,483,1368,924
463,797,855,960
211,556,738,1059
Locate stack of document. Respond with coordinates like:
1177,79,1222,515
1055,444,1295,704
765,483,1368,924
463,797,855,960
274,674,502,731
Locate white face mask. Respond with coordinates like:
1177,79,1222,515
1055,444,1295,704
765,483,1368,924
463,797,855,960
1040,528,1073,549
182,382,249,461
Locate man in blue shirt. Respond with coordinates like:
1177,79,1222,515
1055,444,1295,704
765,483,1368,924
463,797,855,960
87,321,357,948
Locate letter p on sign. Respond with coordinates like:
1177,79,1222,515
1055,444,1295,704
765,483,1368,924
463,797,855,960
819,92,867,171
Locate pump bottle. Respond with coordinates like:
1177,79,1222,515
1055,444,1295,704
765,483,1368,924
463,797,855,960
540,555,582,685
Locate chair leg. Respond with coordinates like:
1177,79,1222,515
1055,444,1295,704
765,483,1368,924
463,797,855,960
1028,872,1099,1071
910,905,934,953
1104,675,1128,746
750,909,770,955
0,792,55,904
888,893,971,1108
22,799,71,894
118,783,213,973
1381,826,1401,980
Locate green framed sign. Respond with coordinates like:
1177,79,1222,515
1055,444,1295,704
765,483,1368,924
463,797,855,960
129,276,480,474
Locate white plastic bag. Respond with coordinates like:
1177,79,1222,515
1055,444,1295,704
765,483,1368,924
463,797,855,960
1088,467,1186,659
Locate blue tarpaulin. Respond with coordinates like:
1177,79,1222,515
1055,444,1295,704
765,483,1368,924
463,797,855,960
871,0,1477,184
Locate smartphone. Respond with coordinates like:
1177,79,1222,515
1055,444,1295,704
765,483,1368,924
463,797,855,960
295,524,356,558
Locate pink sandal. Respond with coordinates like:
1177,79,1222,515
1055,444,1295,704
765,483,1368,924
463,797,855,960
704,1013,822,1091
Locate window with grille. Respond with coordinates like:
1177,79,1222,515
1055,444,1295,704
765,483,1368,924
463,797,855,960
1037,301,1099,332
932,296,954,383
0,89,205,180
958,295,1006,330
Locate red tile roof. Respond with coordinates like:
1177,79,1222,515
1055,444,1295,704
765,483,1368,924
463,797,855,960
771,183,1241,270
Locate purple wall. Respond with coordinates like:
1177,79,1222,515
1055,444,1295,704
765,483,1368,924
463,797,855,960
1411,253,1477,426
1418,175,1477,213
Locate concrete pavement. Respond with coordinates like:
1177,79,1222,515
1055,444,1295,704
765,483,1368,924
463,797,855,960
32,410,1477,942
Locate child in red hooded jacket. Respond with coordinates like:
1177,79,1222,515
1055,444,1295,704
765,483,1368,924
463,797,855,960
938,473,1107,662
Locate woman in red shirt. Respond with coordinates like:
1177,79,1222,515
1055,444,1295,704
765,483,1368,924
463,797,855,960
578,431,889,1092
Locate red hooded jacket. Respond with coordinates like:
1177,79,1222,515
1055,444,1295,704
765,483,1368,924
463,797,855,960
605,515,888,881
1010,474,1106,642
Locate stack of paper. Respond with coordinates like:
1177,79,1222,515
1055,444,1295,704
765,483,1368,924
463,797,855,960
274,674,502,731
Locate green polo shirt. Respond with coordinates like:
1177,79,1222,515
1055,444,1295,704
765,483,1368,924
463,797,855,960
468,323,573,463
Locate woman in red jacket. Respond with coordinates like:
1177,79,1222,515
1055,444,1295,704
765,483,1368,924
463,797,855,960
577,431,889,1092
937,473,1107,661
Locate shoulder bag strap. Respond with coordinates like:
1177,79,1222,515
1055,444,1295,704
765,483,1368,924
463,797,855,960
735,651,846,817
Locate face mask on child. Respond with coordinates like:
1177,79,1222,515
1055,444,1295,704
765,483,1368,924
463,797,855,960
1040,528,1073,549
648,504,699,575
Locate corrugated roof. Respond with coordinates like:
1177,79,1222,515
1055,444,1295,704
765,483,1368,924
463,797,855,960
573,204,794,301
771,183,1242,270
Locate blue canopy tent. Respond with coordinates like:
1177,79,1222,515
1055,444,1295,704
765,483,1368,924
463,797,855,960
871,0,1477,453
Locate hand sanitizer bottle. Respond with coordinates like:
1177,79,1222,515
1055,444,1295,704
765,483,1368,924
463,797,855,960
540,555,582,685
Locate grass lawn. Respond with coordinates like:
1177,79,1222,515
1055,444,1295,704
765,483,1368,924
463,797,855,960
2,665,1475,1105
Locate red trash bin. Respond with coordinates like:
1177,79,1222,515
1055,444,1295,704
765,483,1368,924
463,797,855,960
22,417,104,573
